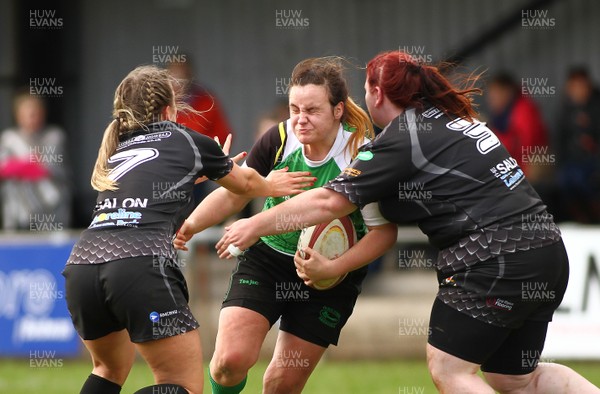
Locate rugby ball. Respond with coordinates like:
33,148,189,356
297,216,357,290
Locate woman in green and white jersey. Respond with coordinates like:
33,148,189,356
175,57,398,394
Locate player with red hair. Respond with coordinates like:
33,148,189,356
218,51,599,393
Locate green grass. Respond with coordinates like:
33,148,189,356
1,359,599,393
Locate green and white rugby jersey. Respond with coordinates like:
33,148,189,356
245,119,368,255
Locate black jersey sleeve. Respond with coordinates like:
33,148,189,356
324,120,413,208
188,129,233,181
245,123,285,176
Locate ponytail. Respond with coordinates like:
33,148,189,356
91,65,198,192
343,97,374,158
91,119,120,191
367,51,482,121
419,65,481,121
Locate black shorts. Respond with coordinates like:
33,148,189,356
62,256,199,343
429,240,569,374
222,242,367,348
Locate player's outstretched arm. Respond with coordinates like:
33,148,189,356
174,166,316,251
216,163,314,199
294,223,398,286
216,187,357,258
173,187,251,251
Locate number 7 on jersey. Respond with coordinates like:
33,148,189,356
108,148,159,181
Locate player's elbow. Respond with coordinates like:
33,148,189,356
381,223,399,248
227,176,253,196
218,165,259,197
239,180,254,196
242,178,268,198
320,188,355,218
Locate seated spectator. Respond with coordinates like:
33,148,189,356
0,91,71,230
556,67,600,223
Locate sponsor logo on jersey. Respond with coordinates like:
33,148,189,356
95,197,148,210
343,167,362,177
356,151,374,161
89,208,142,228
118,131,171,148
489,157,525,190
422,106,444,119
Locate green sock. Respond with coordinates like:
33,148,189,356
208,369,247,394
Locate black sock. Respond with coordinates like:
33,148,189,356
80,373,121,394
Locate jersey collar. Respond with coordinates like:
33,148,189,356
301,123,348,167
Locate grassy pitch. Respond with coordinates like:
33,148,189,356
1,359,599,393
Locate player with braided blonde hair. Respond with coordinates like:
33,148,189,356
63,65,314,394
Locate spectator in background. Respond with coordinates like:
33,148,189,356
167,58,233,143
255,98,289,141
168,58,234,204
0,91,71,230
486,73,550,185
556,67,600,223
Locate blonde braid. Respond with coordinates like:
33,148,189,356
92,65,197,191
143,80,159,123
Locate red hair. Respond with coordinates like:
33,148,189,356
366,51,481,121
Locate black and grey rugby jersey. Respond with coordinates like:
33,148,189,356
67,121,232,265
325,106,560,273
